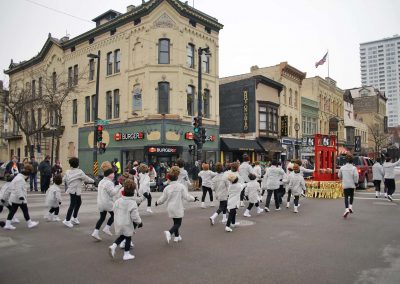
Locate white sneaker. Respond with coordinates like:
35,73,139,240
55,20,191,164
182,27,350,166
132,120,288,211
264,207,270,212
225,226,233,232
52,216,61,222
209,202,215,207
164,231,171,244
294,206,298,213
240,201,245,207
63,220,74,228
209,217,215,225
286,202,290,208
243,209,251,217
123,252,135,260
221,215,227,223
119,240,134,249
146,207,153,213
256,207,264,214
109,244,116,258
343,209,350,218
11,217,20,224
201,202,206,208
71,218,80,225
388,195,393,202
349,205,354,214
91,229,102,241
4,220,16,230
230,222,240,228
27,220,39,229
103,226,113,236
173,236,182,242
275,207,281,211
44,213,51,221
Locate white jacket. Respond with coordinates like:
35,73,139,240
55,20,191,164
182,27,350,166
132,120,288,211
383,159,400,179
45,184,62,208
287,172,306,196
338,163,359,189
9,174,28,204
224,170,245,185
253,165,262,181
198,170,217,188
97,177,122,212
212,173,230,201
0,182,12,206
372,163,384,181
64,168,94,195
245,180,261,203
262,166,286,190
138,173,151,195
178,168,192,189
227,182,243,210
113,196,142,237
157,181,195,218
239,162,253,183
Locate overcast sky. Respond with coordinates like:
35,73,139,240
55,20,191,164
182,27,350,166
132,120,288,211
1,0,399,90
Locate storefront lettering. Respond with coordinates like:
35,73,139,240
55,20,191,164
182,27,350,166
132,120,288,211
243,90,249,132
148,147,177,153
114,132,145,141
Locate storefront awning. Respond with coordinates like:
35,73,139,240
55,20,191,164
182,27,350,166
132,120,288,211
258,139,284,153
220,138,263,152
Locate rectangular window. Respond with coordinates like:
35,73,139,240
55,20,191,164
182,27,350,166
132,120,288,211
89,59,95,81
52,72,57,92
187,44,194,68
85,96,90,122
68,67,73,87
158,82,169,114
203,89,210,118
38,108,42,128
106,91,112,119
91,95,96,122
31,80,36,97
202,53,210,73
158,39,170,64
72,99,77,124
107,52,113,75
114,49,121,73
73,64,78,85
113,89,120,118
187,85,195,116
259,106,267,130
38,77,42,97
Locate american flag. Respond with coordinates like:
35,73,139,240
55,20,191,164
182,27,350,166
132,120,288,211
315,52,328,68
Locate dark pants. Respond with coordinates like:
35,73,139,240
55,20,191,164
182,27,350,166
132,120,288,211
266,189,280,209
114,235,132,252
373,180,382,192
49,207,60,215
216,200,228,215
40,175,51,193
247,202,259,210
7,203,30,221
294,196,300,206
143,192,152,207
385,179,396,196
344,188,354,208
30,173,38,191
226,208,237,227
277,185,285,204
0,204,12,214
240,187,245,201
201,186,213,202
66,194,82,221
287,189,292,202
95,211,114,229
169,218,182,237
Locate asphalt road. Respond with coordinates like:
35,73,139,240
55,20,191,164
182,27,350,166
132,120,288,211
1,184,400,284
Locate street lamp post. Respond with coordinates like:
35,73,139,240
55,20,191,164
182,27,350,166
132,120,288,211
49,126,57,166
87,51,101,176
294,122,300,159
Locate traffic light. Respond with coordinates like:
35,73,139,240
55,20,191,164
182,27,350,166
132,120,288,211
97,125,103,142
201,127,206,144
192,117,200,145
188,144,195,154
99,142,107,154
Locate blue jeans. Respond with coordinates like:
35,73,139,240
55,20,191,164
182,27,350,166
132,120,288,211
30,173,38,191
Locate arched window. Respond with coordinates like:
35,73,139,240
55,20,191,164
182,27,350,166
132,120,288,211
289,89,293,106
158,39,170,64
187,44,195,68
158,82,169,114
203,89,211,118
187,85,195,116
294,91,298,109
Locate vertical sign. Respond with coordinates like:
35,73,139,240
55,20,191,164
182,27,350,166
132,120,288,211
355,135,361,152
384,116,388,133
281,115,288,137
243,89,249,132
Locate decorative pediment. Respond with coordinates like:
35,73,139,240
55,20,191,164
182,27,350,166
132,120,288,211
153,13,176,29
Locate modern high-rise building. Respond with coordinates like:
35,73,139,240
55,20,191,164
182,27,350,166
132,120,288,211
360,35,400,127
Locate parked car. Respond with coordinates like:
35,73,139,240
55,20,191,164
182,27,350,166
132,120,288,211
0,161,9,179
337,156,373,189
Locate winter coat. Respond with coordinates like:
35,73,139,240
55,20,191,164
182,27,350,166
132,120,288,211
372,163,384,181
253,165,262,181
198,170,217,188
113,196,142,237
29,160,39,174
38,160,52,176
9,174,28,204
45,184,62,208
262,166,286,190
64,168,94,195
5,161,21,176
383,159,400,179
52,164,63,177
138,173,151,195
239,162,253,183
157,181,195,218
224,170,244,185
212,173,230,201
97,177,122,212
227,182,243,210
0,182,12,206
287,172,306,196
149,168,157,181
245,180,261,203
178,168,192,189
338,163,359,189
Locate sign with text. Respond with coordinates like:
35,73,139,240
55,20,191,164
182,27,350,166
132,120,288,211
148,146,177,154
281,115,288,137
243,89,249,132
185,132,215,142
114,132,145,141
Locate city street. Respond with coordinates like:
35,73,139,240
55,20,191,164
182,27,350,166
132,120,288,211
1,184,400,284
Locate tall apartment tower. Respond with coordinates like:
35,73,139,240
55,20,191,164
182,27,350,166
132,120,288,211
360,35,400,127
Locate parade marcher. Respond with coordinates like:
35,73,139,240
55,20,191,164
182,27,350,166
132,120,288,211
4,164,39,230
225,173,243,232
52,159,63,178
253,161,262,187
286,164,306,213
209,162,230,225
38,155,52,193
292,159,314,196
262,160,286,212
156,166,198,244
238,154,254,207
63,157,94,228
44,174,62,222
383,156,400,202
277,162,286,205
138,164,153,213
176,159,192,190
0,174,19,224
338,154,359,218
29,156,39,192
243,173,263,217
5,155,21,177
91,166,122,241
109,179,142,261
285,167,294,208
372,158,384,198
198,163,217,208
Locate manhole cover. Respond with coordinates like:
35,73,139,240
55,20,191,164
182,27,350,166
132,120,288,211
235,219,255,226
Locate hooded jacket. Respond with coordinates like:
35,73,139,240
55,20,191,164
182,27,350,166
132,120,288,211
9,174,28,204
113,196,142,237
245,180,261,203
239,161,253,183
198,170,217,188
287,172,306,196
227,182,243,210
372,162,384,181
178,167,192,189
212,173,230,201
383,159,400,179
0,182,12,206
338,163,359,189
262,166,286,190
97,177,122,212
157,181,195,218
45,184,62,208
64,168,94,195
138,173,151,195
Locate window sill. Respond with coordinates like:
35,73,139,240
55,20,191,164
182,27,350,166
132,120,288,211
105,72,121,79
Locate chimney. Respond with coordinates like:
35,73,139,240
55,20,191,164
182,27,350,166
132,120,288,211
127,5,135,12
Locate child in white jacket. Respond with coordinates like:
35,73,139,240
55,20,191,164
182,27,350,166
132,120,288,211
44,174,62,222
209,162,230,225
91,167,122,241
109,179,142,261
138,164,153,213
198,163,217,208
156,166,198,244
225,173,243,232
243,174,263,217
287,164,306,213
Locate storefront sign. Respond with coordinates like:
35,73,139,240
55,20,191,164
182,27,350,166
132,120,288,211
148,147,177,154
114,132,145,141
329,117,339,132
281,115,288,137
302,137,314,146
243,89,249,132
185,132,215,142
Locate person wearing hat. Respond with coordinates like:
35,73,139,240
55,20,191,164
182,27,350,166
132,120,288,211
225,173,243,232
4,164,39,230
286,164,306,213
91,166,122,241
338,154,359,218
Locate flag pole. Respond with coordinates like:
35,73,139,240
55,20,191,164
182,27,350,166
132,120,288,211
327,50,330,78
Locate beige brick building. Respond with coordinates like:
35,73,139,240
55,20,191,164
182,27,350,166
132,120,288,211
3,0,223,172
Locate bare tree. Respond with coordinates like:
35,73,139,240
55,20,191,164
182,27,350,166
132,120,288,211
368,123,391,159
